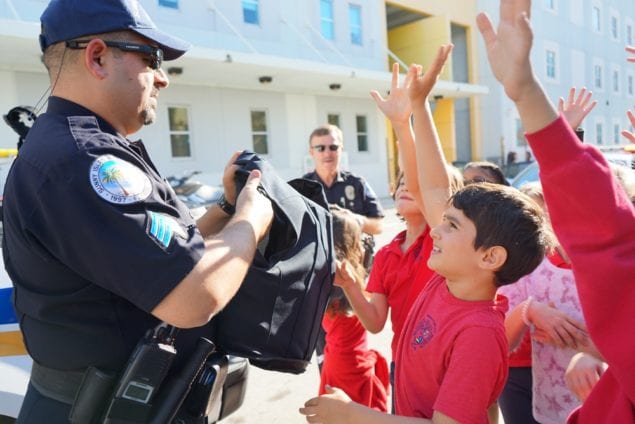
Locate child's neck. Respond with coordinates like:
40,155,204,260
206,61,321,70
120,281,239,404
402,216,427,252
445,275,497,302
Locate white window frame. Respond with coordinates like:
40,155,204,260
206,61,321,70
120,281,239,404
592,2,603,34
348,3,363,46
544,42,559,82
593,58,605,91
610,8,620,41
250,109,270,155
626,18,634,46
542,0,557,14
570,1,584,26
320,0,335,40
612,118,622,145
356,114,369,152
611,64,621,94
167,105,193,159
595,118,605,145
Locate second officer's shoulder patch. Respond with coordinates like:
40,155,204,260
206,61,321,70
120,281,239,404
90,155,152,204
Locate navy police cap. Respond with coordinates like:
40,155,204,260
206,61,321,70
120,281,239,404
39,0,190,60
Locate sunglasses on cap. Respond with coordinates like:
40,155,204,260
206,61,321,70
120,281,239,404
65,39,164,70
312,144,341,152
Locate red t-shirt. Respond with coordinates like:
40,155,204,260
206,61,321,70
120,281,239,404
366,228,434,358
395,274,509,422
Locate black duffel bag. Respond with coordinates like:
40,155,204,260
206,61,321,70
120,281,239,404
212,151,335,374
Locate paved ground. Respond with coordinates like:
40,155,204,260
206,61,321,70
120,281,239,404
224,198,402,423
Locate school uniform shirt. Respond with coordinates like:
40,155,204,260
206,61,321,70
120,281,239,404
526,115,635,423
365,228,434,359
394,274,509,423
319,313,389,412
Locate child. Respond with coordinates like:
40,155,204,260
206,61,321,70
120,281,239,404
463,161,508,185
477,1,635,421
300,45,549,423
319,206,389,412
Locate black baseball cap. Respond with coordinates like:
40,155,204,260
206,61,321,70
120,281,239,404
39,0,190,60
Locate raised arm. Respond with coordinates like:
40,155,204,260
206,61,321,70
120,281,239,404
407,44,453,227
370,63,423,213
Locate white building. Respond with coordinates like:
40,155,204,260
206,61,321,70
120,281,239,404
477,0,635,164
0,0,398,196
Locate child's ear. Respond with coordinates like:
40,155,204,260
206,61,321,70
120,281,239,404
479,246,507,271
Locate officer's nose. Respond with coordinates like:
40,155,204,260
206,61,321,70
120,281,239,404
155,68,169,88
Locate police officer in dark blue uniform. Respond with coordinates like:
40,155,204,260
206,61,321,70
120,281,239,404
303,124,384,235
1,1,273,422
303,124,384,371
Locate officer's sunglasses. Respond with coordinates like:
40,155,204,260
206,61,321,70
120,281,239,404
312,144,341,152
65,39,164,70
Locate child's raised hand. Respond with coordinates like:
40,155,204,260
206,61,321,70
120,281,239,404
407,44,453,106
621,110,635,143
299,385,353,424
564,352,606,401
558,87,597,130
370,62,414,125
627,45,635,63
334,260,356,289
477,0,536,102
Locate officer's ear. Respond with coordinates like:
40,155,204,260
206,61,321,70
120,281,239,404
83,39,109,79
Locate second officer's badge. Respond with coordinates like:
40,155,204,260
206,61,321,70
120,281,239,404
90,155,152,204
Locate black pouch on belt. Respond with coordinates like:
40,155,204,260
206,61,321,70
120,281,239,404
69,366,117,424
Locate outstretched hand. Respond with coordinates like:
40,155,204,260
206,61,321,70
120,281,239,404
529,301,590,349
370,62,414,125
408,44,453,106
334,259,357,289
565,352,606,401
476,0,536,102
621,110,635,143
299,386,353,424
558,87,597,130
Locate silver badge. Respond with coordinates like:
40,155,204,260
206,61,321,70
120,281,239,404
345,185,356,201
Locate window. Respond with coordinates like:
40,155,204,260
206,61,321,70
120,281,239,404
593,61,604,90
250,110,269,154
158,0,178,9
628,74,634,96
627,23,634,46
612,67,620,93
242,0,259,25
356,115,368,151
614,122,621,144
596,122,604,145
592,5,602,33
543,0,555,11
546,50,556,79
349,4,362,45
320,0,335,40
327,114,340,128
610,10,619,40
168,107,191,158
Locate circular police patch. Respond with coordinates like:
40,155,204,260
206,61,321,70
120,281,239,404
90,155,152,204
345,185,356,201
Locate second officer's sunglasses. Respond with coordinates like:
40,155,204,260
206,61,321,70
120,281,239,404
65,39,164,70
312,144,341,152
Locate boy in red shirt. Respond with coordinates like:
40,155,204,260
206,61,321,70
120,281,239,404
300,45,549,423
477,0,635,422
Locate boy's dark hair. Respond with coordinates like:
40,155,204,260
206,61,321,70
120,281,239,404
464,161,509,186
451,183,548,286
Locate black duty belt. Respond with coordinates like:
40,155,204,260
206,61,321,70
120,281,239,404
30,361,85,405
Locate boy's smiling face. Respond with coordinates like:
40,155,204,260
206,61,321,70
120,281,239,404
428,206,484,280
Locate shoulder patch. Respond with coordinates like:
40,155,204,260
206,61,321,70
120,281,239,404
90,155,152,204
147,211,187,249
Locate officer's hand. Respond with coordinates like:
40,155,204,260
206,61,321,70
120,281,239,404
222,151,242,205
235,169,273,241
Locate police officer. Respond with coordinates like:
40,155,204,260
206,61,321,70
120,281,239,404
303,124,384,372
303,124,384,235
2,0,273,422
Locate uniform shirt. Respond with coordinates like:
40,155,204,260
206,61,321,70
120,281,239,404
2,97,205,372
365,229,434,358
395,274,509,423
302,170,384,218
